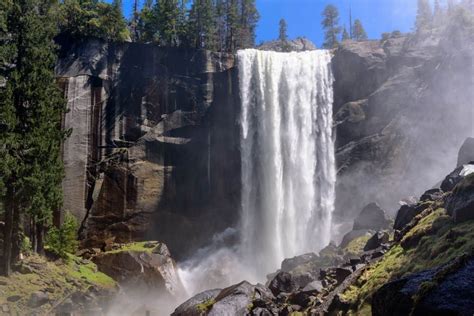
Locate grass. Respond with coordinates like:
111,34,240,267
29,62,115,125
344,235,371,256
339,206,474,312
0,253,116,315
104,241,157,254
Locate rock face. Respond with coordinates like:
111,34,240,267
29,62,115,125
372,256,474,316
56,37,240,258
333,18,474,223
457,137,474,167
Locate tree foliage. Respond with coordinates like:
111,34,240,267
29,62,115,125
352,19,368,41
342,26,350,41
321,4,341,49
416,0,433,31
45,212,78,259
279,18,288,42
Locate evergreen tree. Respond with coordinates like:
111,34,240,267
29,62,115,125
321,4,341,49
188,0,217,49
215,0,227,51
59,0,130,41
225,0,240,51
279,18,288,42
342,26,350,41
1,0,67,275
130,0,140,41
154,0,182,46
416,0,433,31
352,19,368,41
136,0,158,43
239,0,259,49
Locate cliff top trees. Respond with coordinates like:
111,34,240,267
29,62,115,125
342,26,350,41
188,0,218,49
322,4,341,48
416,0,433,31
352,19,368,41
58,0,130,41
1,0,67,275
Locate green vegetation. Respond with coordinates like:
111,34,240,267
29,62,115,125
45,212,79,259
105,241,157,254
321,4,341,48
340,206,474,312
197,298,216,312
344,235,371,256
0,254,115,315
352,19,368,41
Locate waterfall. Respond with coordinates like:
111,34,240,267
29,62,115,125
238,49,336,276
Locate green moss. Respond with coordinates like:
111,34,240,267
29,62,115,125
197,298,216,312
344,235,371,256
290,312,304,316
340,207,474,312
105,241,155,254
65,255,115,288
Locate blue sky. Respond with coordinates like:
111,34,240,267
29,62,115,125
113,0,444,47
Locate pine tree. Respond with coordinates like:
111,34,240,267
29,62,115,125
130,0,140,41
279,18,288,42
188,0,217,49
215,0,227,51
352,19,368,41
239,0,259,49
342,26,350,41
415,0,433,31
225,0,239,51
1,0,67,275
151,0,182,46
321,4,341,49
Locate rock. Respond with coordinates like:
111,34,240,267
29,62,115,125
301,280,324,294
372,256,474,316
251,307,276,316
457,137,474,167
393,202,431,231
281,252,318,272
446,174,474,223
353,203,390,231
92,242,184,297
440,163,474,192
268,272,298,296
28,291,49,308
364,231,390,251
258,37,316,52
339,230,371,248
172,288,221,316
7,295,21,302
419,188,443,202
334,267,352,285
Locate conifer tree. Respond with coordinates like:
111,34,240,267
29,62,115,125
1,0,67,275
352,19,368,41
225,0,240,51
342,26,350,41
279,18,288,42
321,4,341,48
188,0,217,49
239,0,259,49
416,0,433,31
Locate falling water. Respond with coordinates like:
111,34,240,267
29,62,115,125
238,49,336,276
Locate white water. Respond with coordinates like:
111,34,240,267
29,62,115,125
177,48,336,298
238,49,336,276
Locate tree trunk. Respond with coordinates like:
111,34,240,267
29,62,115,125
36,222,44,255
2,186,14,276
11,201,20,263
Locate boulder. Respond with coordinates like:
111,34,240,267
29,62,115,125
92,242,184,297
281,253,318,272
372,256,474,316
446,174,474,223
457,137,474,167
339,230,372,249
27,291,49,308
353,203,390,231
419,188,443,202
393,202,431,230
258,37,316,52
172,288,221,316
334,267,353,285
363,231,390,251
268,272,299,296
440,163,474,192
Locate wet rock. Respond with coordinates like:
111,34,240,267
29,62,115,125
364,231,390,251
251,307,276,316
353,203,390,231
258,37,316,52
419,188,443,202
268,272,298,296
301,280,324,294
372,256,474,316
339,230,372,248
27,291,49,308
334,267,352,285
281,252,318,272
446,174,474,223
457,137,474,167
172,288,221,316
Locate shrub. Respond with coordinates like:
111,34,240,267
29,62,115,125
45,212,78,259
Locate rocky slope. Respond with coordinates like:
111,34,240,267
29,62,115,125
333,10,474,229
173,139,474,315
